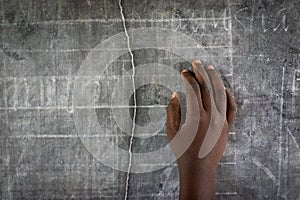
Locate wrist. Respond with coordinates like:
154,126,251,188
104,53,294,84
177,158,217,200
179,171,216,200
178,157,217,176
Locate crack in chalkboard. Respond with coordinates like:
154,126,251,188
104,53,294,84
277,66,285,199
118,0,137,200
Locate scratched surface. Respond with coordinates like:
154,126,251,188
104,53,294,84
0,0,300,199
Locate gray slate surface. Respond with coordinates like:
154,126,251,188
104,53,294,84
0,0,299,199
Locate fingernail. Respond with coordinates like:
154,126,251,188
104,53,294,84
207,65,215,69
180,69,189,76
171,92,176,99
181,69,188,73
194,59,201,64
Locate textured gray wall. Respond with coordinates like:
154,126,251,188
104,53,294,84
0,0,299,199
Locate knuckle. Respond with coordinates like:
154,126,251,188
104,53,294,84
189,83,200,92
202,85,210,94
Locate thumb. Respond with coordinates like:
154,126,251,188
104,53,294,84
166,92,181,141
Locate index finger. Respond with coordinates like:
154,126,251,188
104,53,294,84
192,59,212,112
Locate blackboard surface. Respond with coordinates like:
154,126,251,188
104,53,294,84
0,0,299,199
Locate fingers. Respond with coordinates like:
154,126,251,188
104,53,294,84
225,89,237,126
205,65,226,112
166,92,181,140
181,70,205,118
192,60,212,112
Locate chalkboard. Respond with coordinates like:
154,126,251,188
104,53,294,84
0,0,299,199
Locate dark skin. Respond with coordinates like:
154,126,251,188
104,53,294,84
166,59,236,200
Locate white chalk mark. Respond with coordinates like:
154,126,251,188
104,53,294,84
223,8,230,31
273,8,288,32
291,70,299,115
261,14,268,32
283,128,289,200
6,146,12,199
0,105,168,110
118,0,137,199
157,166,176,197
252,158,278,184
229,131,236,135
0,17,231,26
225,0,236,162
66,77,73,113
3,78,8,110
226,2,234,75
216,192,238,195
219,162,236,165
7,134,118,138
6,132,167,138
17,0,26,19
40,78,44,107
278,66,285,198
86,0,91,7
208,9,218,28
24,78,29,107
0,45,232,53
250,2,255,33
286,128,299,149
13,77,18,110
281,184,297,200
234,7,248,31
51,77,56,107
2,45,13,200
292,70,300,93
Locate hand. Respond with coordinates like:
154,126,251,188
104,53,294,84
166,59,236,200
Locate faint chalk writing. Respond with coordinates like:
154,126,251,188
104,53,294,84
174,9,231,32
234,7,289,32
252,158,278,184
